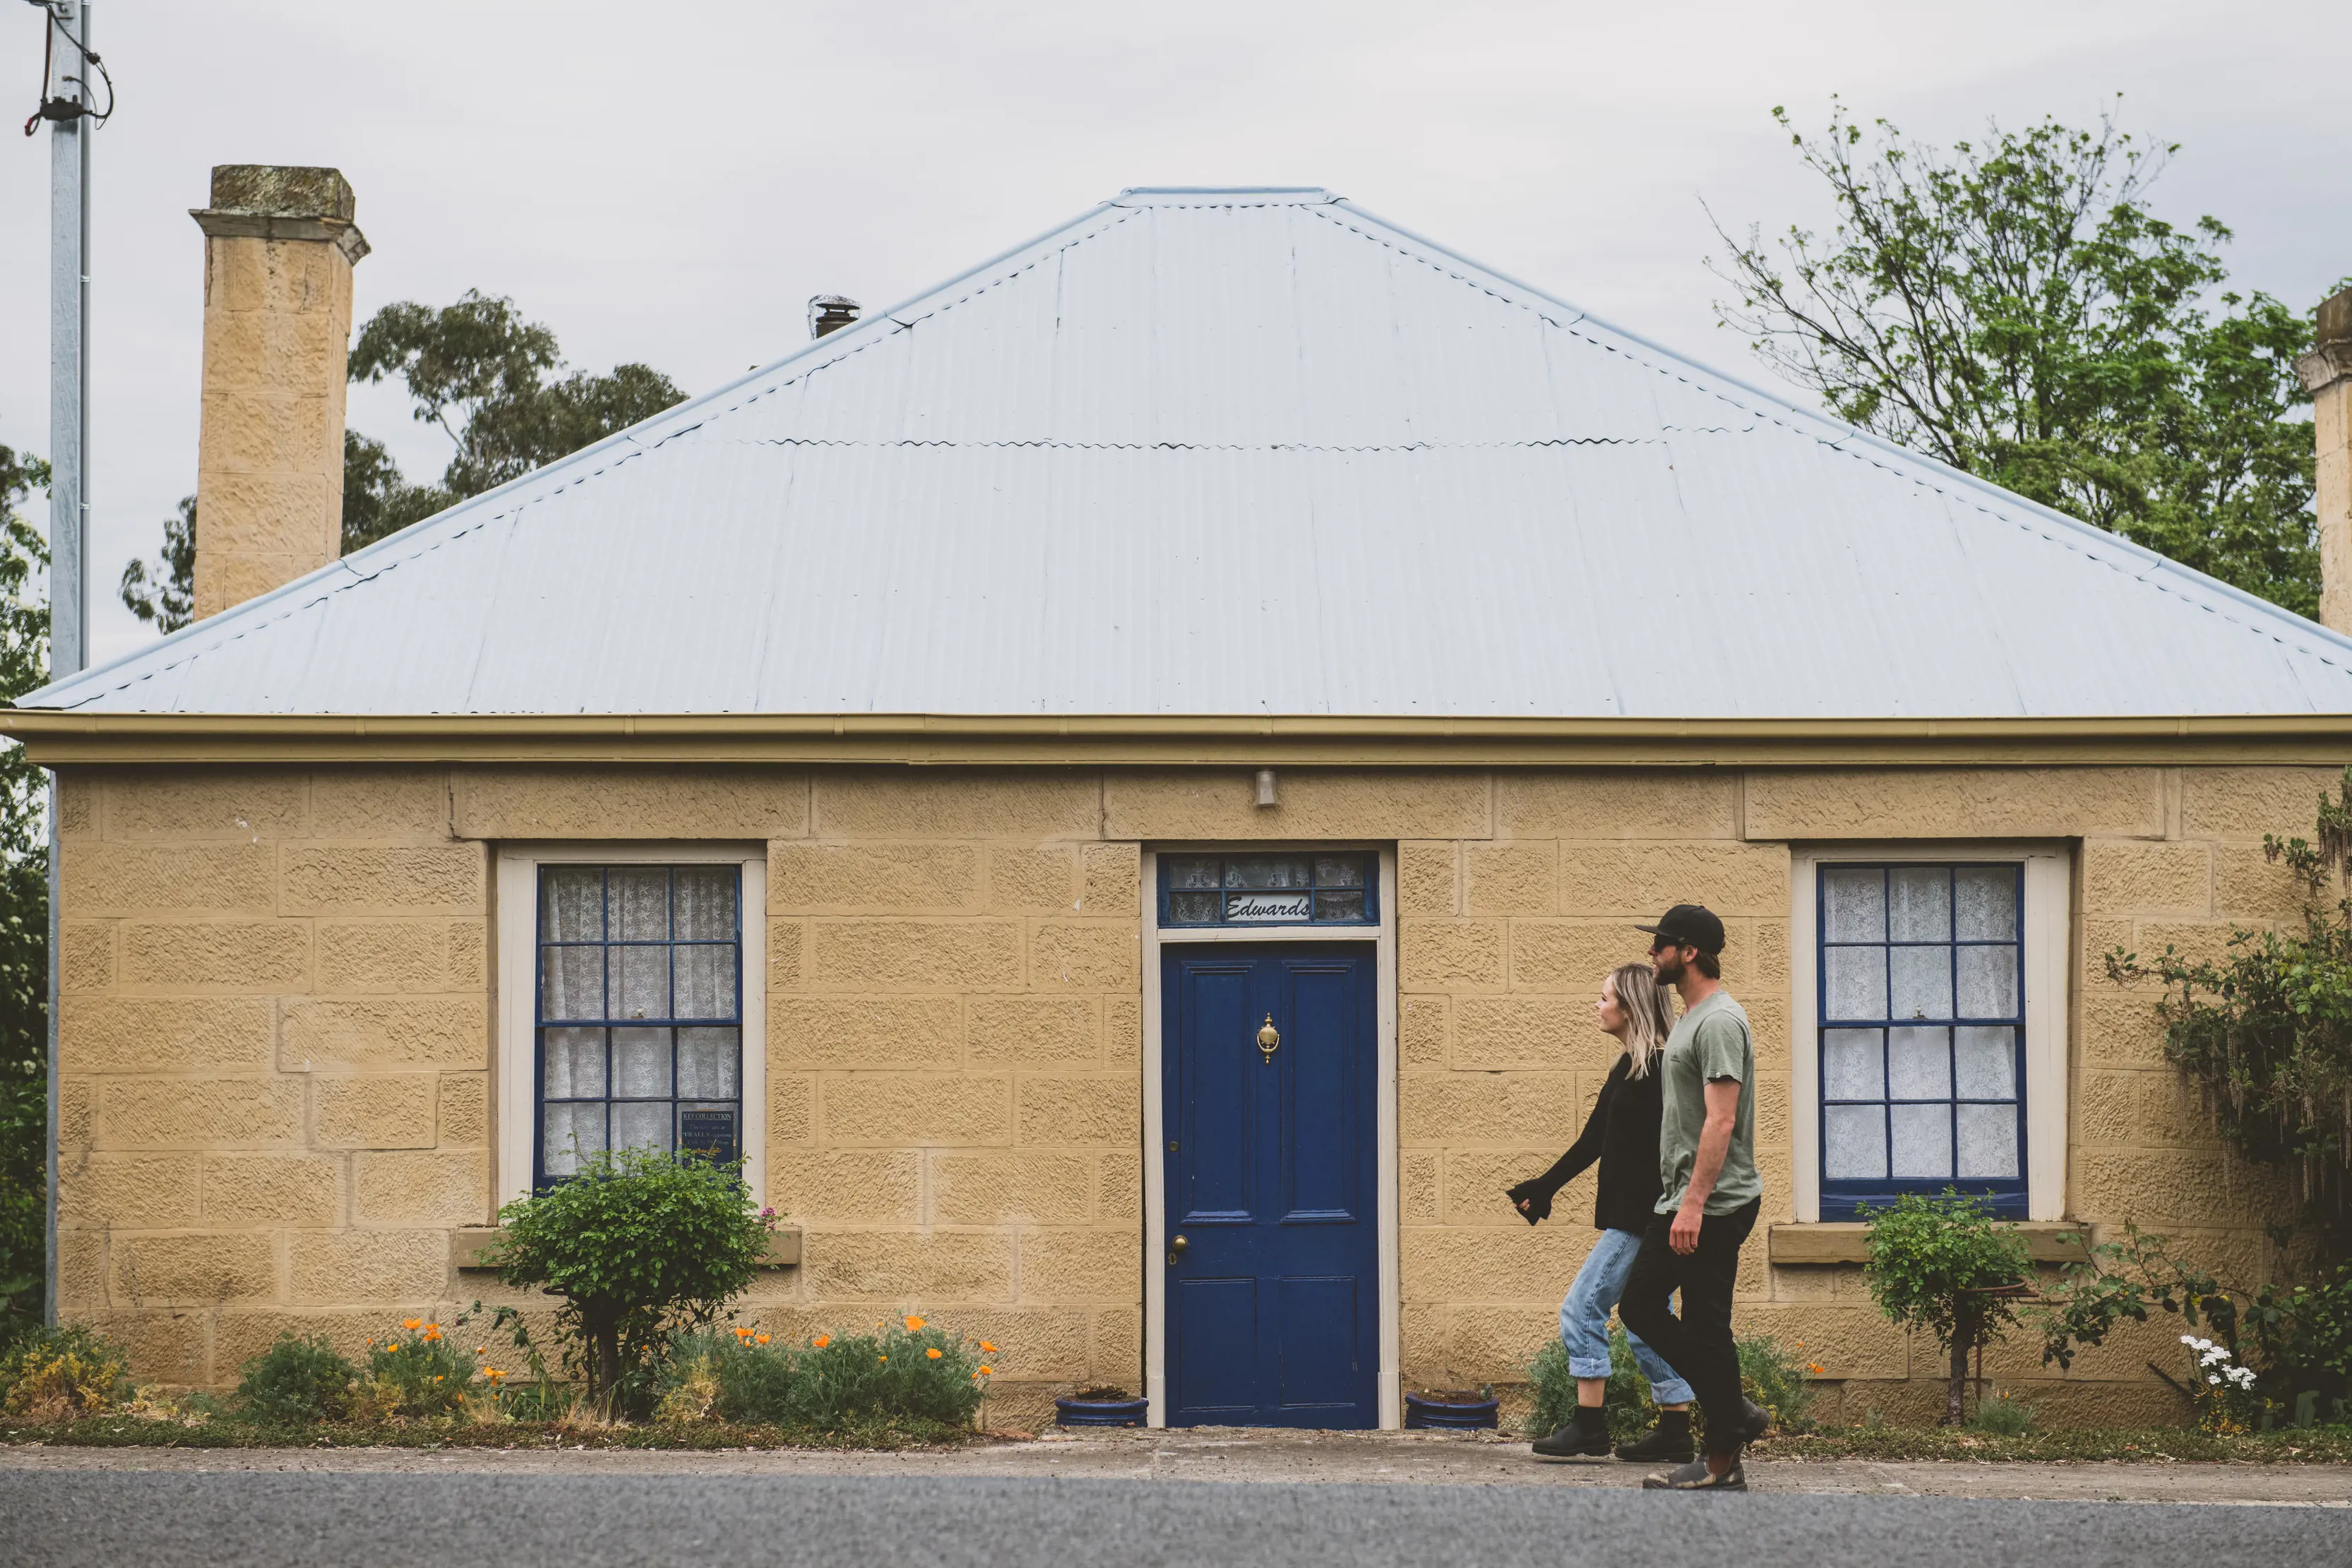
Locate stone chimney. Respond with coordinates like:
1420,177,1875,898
189,165,369,619
2300,286,2352,634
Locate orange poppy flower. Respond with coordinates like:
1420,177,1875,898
926,1348,943,1360
977,1365,993,1376
904,1315,925,1332
474,1347,486,1356
402,1318,422,1331
423,1326,441,1341
755,1334,770,1346
979,1341,998,1354
813,1334,831,1348
878,1355,888,1363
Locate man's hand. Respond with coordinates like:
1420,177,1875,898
1670,1198,1705,1255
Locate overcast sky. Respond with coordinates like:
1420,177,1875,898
4,0,2348,669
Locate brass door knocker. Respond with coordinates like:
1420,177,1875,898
1256,1014,1280,1064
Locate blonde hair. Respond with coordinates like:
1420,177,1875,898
1608,962,1676,1079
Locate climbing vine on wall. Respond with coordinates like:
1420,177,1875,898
2106,770,2352,1254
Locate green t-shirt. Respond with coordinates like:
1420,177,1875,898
1654,988,1762,1216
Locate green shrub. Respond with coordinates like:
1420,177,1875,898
357,1317,479,1419
1969,1388,2035,1435
790,1316,989,1430
2245,1260,2352,1423
487,1148,770,1408
653,1325,796,1423
1522,1339,1577,1438
653,1315,991,1431
1736,1333,1817,1435
2103,770,2352,1244
236,1333,357,1424
1862,1190,2032,1425
1522,1323,1814,1442
1,1323,131,1420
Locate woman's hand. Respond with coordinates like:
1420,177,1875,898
1504,1181,1552,1225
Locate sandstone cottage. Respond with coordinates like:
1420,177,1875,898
15,168,2352,1429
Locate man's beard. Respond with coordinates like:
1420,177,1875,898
1654,950,1686,984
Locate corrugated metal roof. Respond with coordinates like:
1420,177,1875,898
27,186,2352,718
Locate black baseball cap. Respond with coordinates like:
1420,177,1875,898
1637,904,1726,954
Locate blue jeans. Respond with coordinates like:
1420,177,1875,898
1560,1226,1695,1404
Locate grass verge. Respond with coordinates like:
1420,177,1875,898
1751,1426,2352,1464
0,1415,981,1451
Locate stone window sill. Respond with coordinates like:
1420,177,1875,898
1767,1222,2089,1266
452,1226,801,1272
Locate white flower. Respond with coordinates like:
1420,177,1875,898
2181,1335,2202,1348
2207,1374,2222,1385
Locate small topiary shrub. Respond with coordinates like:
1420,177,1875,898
1,1323,131,1422
1862,1190,2032,1425
487,1148,771,1408
236,1333,357,1425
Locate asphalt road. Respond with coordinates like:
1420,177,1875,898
1,1471,2342,1568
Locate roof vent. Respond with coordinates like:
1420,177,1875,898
808,294,861,338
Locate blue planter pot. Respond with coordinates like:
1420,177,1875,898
1404,1389,1498,1430
1056,1394,1149,1428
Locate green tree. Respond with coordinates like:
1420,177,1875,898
1712,100,2325,616
486,1147,769,1406
338,431,449,554
0,444,52,1350
117,292,686,616
347,288,683,522
117,494,194,634
1861,1190,2033,1425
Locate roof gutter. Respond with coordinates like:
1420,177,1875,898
8,710,2352,767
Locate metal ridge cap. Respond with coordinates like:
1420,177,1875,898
10,710,2352,738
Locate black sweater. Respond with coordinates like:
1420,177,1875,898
1506,1053,1665,1235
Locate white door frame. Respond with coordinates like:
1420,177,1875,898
1139,845,1400,1430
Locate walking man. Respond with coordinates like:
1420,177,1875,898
1616,903,1767,1491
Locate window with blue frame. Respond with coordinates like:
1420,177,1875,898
535,865,742,1187
1817,863,2026,1219
1159,852,1378,927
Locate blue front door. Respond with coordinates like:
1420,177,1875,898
1162,944,1378,1427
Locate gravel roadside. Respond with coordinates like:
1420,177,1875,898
4,1425,2348,1505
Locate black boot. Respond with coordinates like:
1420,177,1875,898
1530,1402,1613,1461
1614,1406,1695,1464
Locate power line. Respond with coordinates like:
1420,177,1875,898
21,0,111,138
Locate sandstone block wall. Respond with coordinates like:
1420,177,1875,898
49,761,2329,1426
55,767,487,1386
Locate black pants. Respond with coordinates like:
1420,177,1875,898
1617,1198,1760,1457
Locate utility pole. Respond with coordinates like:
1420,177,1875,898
42,0,92,1329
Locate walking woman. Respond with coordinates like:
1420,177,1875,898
1508,962,1700,1463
